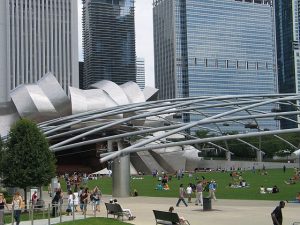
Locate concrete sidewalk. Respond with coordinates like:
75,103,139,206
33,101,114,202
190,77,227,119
6,195,300,225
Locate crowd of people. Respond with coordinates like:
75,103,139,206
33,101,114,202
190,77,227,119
51,185,103,217
153,169,219,206
260,185,280,194
1,166,299,225
228,171,249,188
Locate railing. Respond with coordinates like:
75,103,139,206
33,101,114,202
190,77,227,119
4,201,100,225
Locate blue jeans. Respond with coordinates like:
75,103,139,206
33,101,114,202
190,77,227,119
176,198,188,207
14,210,21,225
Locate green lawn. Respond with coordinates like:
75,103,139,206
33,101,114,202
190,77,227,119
4,211,50,223
67,168,300,201
56,217,130,225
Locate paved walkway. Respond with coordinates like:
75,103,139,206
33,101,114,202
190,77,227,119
6,195,300,225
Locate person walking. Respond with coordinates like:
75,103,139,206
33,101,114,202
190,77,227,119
0,193,9,225
91,186,102,212
80,188,89,215
51,189,62,217
176,184,188,207
208,180,217,201
66,190,75,216
271,201,285,225
12,192,23,225
186,184,192,203
31,191,38,209
195,181,203,206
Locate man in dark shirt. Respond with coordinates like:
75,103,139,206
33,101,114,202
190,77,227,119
271,201,285,225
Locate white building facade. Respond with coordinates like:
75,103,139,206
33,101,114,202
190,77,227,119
136,57,145,89
0,0,79,102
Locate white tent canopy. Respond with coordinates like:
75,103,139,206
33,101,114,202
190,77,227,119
91,168,112,175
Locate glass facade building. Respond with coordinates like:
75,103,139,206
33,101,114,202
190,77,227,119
276,0,300,128
153,0,277,131
82,0,136,89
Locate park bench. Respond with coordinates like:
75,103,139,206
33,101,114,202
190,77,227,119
153,210,190,225
105,202,129,221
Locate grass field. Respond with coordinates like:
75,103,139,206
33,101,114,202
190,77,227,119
56,218,130,225
4,211,51,223
66,168,300,201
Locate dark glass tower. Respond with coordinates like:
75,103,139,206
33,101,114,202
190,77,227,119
82,0,136,89
275,0,298,129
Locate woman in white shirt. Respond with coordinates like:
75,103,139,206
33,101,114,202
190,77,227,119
12,192,22,225
73,192,79,212
186,185,193,203
67,190,74,216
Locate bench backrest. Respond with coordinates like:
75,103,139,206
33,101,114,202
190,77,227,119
105,202,123,213
153,210,180,223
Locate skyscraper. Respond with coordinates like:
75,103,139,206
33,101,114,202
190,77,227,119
0,0,79,102
275,0,299,128
153,0,277,130
136,57,145,89
82,0,136,89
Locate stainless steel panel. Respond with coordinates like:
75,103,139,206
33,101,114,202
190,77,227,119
90,80,129,105
69,87,117,114
37,72,71,116
10,84,58,122
120,81,145,103
142,86,158,101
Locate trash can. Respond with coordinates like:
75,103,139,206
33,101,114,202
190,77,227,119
203,197,212,211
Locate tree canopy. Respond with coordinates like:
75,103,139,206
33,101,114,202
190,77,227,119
0,118,56,189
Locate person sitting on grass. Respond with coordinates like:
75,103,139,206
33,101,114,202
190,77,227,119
266,187,273,194
155,183,163,190
163,183,170,191
286,192,300,203
260,185,266,194
272,185,279,193
284,178,296,185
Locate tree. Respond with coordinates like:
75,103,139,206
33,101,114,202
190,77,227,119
0,118,56,207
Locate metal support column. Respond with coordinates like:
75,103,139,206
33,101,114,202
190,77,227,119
256,150,262,162
112,140,130,197
226,151,231,161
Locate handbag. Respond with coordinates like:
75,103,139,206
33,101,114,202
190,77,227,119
66,205,72,213
20,200,25,209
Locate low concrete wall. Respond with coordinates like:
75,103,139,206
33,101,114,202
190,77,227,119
186,158,298,171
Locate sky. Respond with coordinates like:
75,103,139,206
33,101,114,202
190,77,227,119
77,0,155,87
